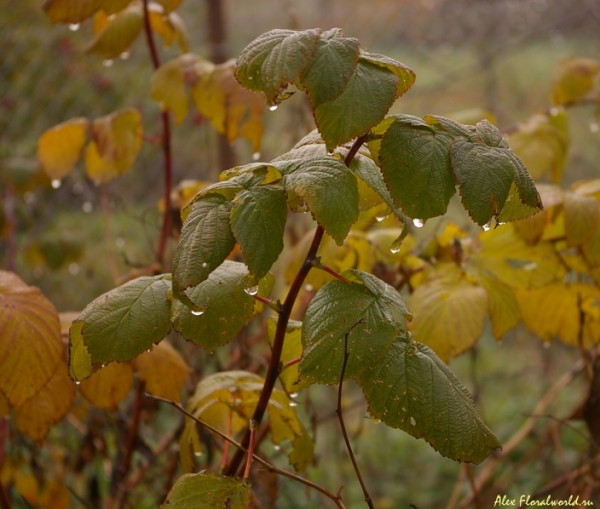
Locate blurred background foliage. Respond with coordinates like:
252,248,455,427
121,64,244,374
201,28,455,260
2,0,600,507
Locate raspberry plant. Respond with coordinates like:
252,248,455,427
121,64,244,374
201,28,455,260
63,27,543,506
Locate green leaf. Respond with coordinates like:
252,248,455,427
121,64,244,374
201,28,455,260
358,333,501,464
299,270,411,385
171,261,268,352
301,28,360,106
378,115,455,220
451,120,542,226
162,473,252,509
278,157,359,245
172,194,236,298
314,59,400,152
230,185,287,279
359,51,416,99
70,275,172,371
235,28,321,105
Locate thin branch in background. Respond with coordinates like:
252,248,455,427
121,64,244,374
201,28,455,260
243,420,257,480
444,464,467,509
148,394,347,509
223,134,369,477
465,464,481,509
336,320,373,509
112,379,146,509
220,408,234,472
4,182,16,272
141,0,173,268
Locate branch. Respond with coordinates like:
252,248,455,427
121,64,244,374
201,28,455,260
142,0,173,268
148,394,346,509
336,321,373,509
314,262,352,284
223,134,370,477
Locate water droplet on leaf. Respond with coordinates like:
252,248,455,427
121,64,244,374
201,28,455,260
273,445,281,451
75,381,81,385
201,262,208,268
252,152,261,161
120,51,130,60
268,104,278,112
390,244,401,254
412,218,424,228
191,310,204,316
482,222,491,231
375,214,388,223
304,284,314,292
244,285,258,296
103,59,114,67
68,23,80,31
289,401,298,407
51,179,61,189
290,393,299,399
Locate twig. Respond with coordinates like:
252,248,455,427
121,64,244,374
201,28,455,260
444,465,467,509
243,421,257,480
223,134,370,477
465,464,481,509
148,394,346,509
142,0,173,268
220,406,233,472
113,380,146,508
336,320,373,509
315,262,352,284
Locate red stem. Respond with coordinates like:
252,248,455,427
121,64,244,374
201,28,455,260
142,0,172,268
319,264,351,284
223,134,369,477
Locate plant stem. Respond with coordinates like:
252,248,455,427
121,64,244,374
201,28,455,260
336,321,373,509
243,421,257,480
223,134,369,477
149,395,346,509
315,263,352,284
142,0,173,268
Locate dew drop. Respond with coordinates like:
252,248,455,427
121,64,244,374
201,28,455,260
120,51,130,60
268,104,278,112
103,59,114,67
191,310,204,316
201,262,208,268
590,122,599,134
68,23,80,31
290,392,299,399
51,179,61,189
410,416,416,426
244,285,259,296
412,218,424,228
252,152,261,161
390,245,401,254
304,284,314,292
375,214,388,223
194,451,204,457
289,401,298,407
482,222,491,231
75,381,81,385
273,445,281,451
82,201,93,213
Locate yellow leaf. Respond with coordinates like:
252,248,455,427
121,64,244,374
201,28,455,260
98,0,131,14
507,111,569,183
14,469,40,506
38,477,71,509
43,0,101,24
151,54,214,124
564,191,600,247
13,360,76,443
85,108,142,184
79,362,134,410
0,271,62,406
0,391,8,416
154,0,181,12
37,118,89,180
179,418,205,473
517,283,600,347
513,184,563,244
85,3,144,60
472,224,565,288
476,273,519,339
92,9,109,35
408,264,488,361
551,57,600,106
148,5,189,53
132,341,189,401
68,321,93,381
191,59,265,153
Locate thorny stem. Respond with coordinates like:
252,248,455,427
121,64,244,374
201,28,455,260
223,134,369,477
336,321,373,509
142,0,173,268
149,395,346,509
